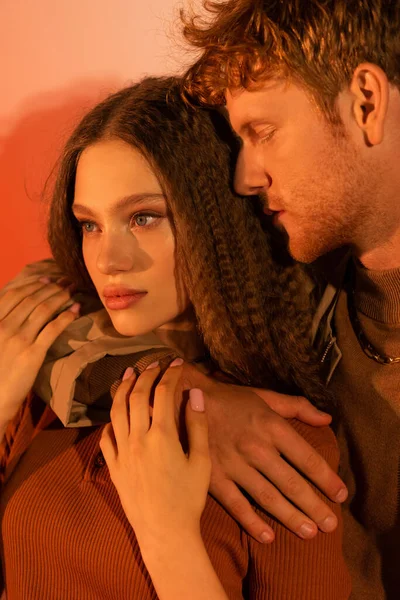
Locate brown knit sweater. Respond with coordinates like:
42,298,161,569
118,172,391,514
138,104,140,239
0,392,351,600
330,261,400,599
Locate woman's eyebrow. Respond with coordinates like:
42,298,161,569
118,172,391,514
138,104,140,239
72,193,166,217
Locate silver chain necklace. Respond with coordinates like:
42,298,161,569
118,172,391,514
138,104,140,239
347,285,400,365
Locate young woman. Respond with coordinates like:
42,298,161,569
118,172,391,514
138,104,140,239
0,77,351,599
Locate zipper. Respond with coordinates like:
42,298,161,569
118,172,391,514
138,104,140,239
320,336,336,364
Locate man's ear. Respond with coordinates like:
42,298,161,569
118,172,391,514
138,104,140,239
349,63,389,146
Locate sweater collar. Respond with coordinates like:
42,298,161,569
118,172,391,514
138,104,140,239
353,259,400,323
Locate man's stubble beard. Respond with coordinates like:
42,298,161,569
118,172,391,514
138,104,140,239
283,153,372,264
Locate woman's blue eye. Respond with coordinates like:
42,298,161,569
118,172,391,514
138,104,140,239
81,221,97,233
133,214,156,227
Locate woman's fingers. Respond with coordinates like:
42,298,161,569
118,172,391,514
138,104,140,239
35,302,81,351
99,422,117,463
1,280,74,337
19,287,75,341
110,360,201,458
0,279,48,321
151,358,183,433
186,389,210,472
111,359,183,451
128,362,161,436
110,370,137,453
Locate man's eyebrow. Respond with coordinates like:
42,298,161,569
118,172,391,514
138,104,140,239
72,193,166,217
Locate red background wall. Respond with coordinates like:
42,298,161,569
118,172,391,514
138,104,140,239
0,0,190,287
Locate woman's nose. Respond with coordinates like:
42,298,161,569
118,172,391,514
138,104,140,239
96,234,136,275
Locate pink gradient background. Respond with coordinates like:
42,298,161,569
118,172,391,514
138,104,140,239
0,0,192,286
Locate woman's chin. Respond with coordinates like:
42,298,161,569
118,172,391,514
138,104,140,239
107,312,154,338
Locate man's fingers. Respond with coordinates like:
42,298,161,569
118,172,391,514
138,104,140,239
252,388,332,426
209,475,275,544
273,425,348,504
233,463,324,538
241,449,339,535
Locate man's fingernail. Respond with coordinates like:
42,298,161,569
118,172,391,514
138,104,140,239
189,388,204,412
39,277,51,284
122,367,134,381
299,522,317,539
169,357,184,367
319,515,337,532
260,531,273,543
145,360,159,370
335,488,348,503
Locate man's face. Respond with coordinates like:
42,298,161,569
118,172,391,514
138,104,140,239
226,80,374,263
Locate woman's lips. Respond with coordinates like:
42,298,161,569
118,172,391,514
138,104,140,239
104,292,147,310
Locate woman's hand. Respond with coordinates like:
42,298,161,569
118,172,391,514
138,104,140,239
101,361,230,600
0,277,80,425
100,359,211,546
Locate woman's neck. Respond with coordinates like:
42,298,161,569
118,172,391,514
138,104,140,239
153,310,207,362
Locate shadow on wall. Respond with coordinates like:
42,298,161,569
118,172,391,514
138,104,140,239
0,78,121,287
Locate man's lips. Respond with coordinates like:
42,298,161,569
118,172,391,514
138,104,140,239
263,206,284,216
103,286,148,310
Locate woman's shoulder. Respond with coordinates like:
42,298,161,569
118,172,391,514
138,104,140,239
286,418,339,470
0,393,55,487
287,418,338,448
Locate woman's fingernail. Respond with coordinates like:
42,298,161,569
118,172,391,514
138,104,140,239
189,388,204,412
145,360,159,370
39,276,51,284
68,302,81,315
56,277,72,288
122,367,134,381
169,357,184,367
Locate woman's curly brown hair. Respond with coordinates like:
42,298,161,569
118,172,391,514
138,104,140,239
48,77,327,405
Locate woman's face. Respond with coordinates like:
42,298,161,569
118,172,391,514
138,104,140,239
72,138,191,337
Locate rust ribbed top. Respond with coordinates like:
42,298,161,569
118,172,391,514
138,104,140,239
0,394,351,599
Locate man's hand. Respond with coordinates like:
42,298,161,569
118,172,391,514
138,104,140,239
181,363,348,543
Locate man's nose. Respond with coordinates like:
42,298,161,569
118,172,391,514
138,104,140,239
234,145,270,196
96,233,136,275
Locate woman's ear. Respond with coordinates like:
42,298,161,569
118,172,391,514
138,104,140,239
349,63,389,146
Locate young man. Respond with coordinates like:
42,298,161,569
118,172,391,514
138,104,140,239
180,0,400,597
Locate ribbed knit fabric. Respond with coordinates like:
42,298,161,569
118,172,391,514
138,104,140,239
0,394,351,600
330,261,400,599
354,261,400,324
